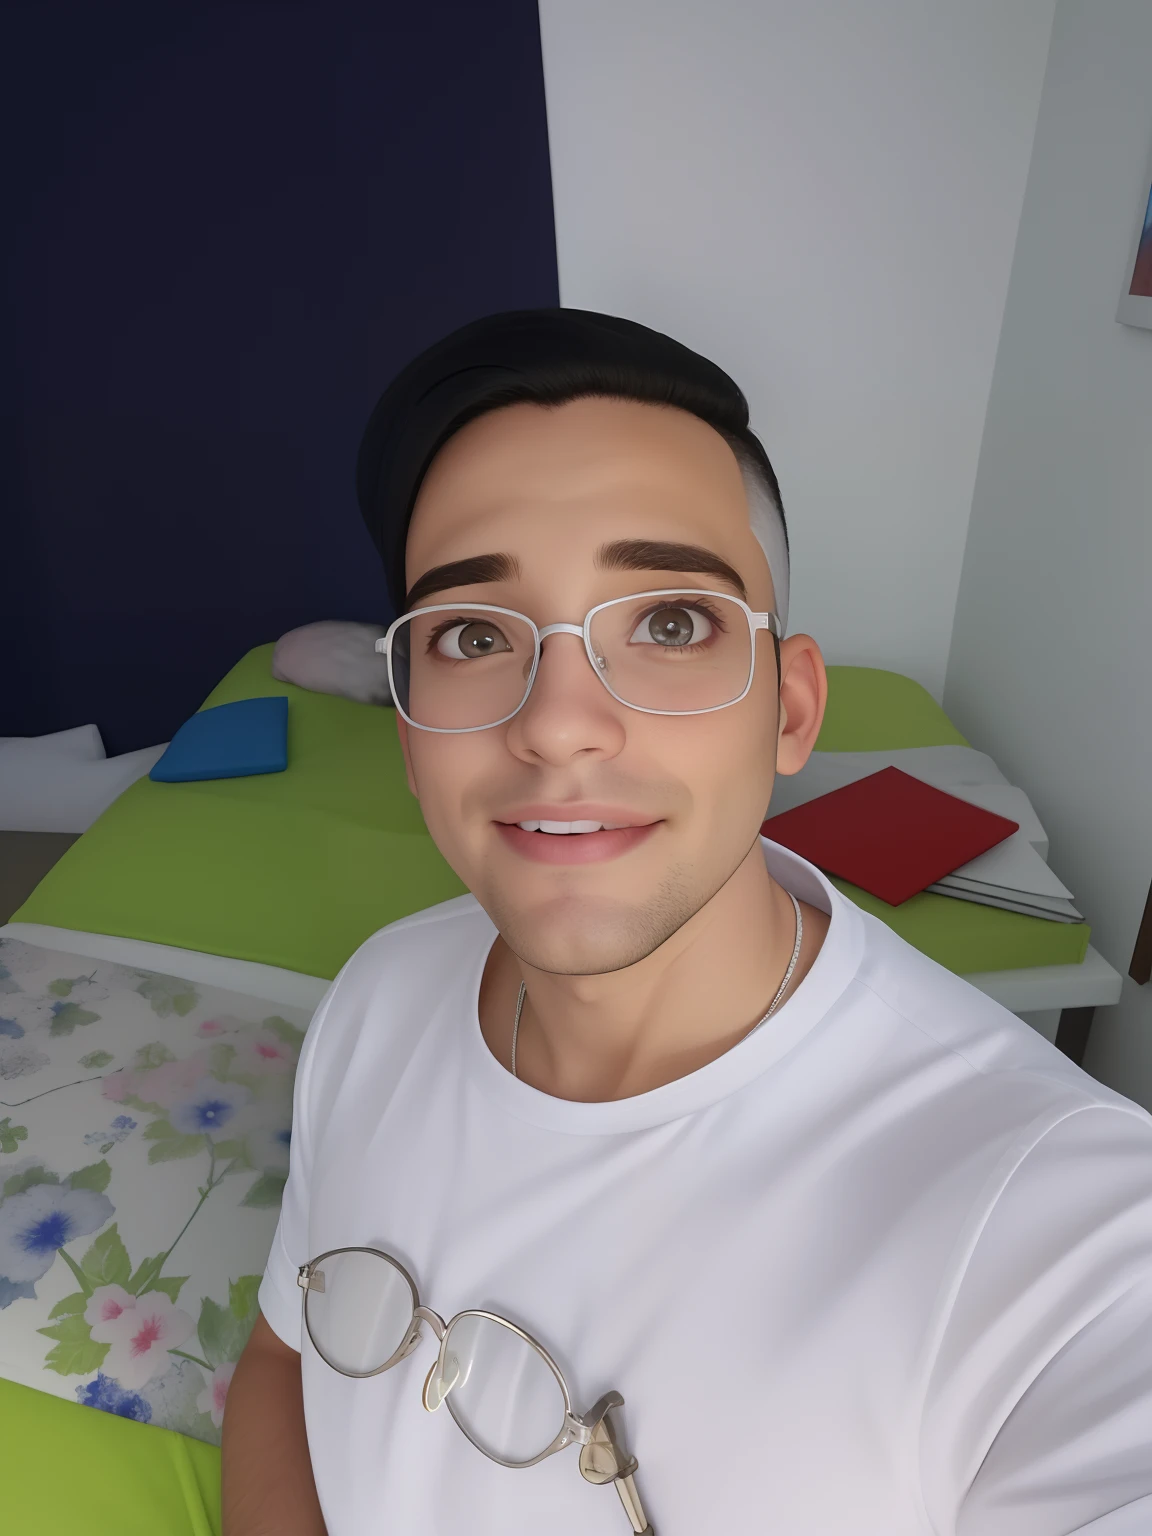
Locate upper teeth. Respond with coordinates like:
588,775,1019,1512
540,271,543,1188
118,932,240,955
517,820,627,834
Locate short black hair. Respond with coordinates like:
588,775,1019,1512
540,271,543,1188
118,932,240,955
356,308,788,615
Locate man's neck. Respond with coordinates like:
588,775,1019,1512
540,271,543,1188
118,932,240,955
477,845,831,1102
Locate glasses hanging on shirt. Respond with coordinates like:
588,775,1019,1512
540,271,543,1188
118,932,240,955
376,589,781,732
297,1246,655,1534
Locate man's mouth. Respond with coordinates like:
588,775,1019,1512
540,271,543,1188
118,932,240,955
493,812,659,864
513,819,633,835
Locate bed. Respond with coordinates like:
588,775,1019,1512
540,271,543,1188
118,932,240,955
0,646,1119,1534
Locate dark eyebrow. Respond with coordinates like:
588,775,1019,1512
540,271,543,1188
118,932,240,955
404,538,748,609
405,552,522,609
596,539,748,600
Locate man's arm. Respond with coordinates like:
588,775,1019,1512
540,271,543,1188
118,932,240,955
221,1313,326,1536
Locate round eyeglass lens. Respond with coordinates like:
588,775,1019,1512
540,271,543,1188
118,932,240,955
391,608,538,730
304,1249,416,1376
441,1313,568,1466
587,591,753,712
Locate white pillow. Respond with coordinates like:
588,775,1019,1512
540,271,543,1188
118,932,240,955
271,621,392,706
0,743,167,833
0,724,105,760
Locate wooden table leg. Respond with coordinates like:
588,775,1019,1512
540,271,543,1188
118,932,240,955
1129,879,1152,986
1055,1006,1095,1066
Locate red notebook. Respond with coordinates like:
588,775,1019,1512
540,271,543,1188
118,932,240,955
761,767,1019,906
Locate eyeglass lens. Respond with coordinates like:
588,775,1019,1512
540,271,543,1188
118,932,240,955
391,592,753,729
441,1313,567,1465
304,1249,415,1374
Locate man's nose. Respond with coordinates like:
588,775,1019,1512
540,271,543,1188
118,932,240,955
505,627,625,764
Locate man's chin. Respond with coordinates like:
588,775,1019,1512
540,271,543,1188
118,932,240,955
487,893,695,978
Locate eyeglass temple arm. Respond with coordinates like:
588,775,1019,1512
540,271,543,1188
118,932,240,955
754,612,782,688
577,1392,655,1535
612,1471,653,1536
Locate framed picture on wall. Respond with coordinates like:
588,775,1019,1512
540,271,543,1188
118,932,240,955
1117,148,1152,329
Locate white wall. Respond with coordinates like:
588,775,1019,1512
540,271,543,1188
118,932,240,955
944,0,1152,1110
538,0,1055,697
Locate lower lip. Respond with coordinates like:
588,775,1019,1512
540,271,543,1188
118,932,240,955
494,822,659,864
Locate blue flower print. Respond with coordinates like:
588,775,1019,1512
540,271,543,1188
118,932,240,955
0,1276,36,1308
76,1372,153,1423
169,1080,250,1136
247,1122,292,1175
0,1018,24,1039
0,1183,114,1291
83,1115,137,1148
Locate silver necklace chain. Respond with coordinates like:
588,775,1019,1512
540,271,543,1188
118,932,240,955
510,891,804,1080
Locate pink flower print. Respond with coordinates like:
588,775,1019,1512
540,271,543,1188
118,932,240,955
103,1053,210,1108
195,1015,249,1039
233,1031,295,1075
85,1284,135,1328
86,1287,194,1389
196,1361,236,1428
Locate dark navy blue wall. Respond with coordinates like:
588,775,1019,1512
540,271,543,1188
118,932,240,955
4,2,558,753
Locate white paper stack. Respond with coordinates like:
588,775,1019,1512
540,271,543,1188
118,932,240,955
769,750,1083,924
915,783,1080,922
928,841,1082,923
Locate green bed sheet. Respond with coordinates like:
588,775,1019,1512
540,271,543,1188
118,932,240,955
14,650,1088,977
0,1376,221,1535
14,645,469,980
4,654,1090,1536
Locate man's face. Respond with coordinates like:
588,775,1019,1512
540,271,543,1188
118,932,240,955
398,396,820,977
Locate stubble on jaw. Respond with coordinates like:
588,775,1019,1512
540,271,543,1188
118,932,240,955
480,848,756,979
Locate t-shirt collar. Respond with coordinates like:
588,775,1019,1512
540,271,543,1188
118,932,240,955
464,838,865,1135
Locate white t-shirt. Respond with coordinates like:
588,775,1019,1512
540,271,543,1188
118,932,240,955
259,841,1152,1535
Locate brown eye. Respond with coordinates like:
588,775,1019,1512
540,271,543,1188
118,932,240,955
435,621,512,659
630,606,714,647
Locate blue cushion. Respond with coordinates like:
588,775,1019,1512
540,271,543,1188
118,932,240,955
150,696,289,783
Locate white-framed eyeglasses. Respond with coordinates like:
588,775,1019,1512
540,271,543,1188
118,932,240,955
374,589,781,733
298,1247,654,1533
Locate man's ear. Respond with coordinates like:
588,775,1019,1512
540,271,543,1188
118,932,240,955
394,713,419,798
774,635,828,777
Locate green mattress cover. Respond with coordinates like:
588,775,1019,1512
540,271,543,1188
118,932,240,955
828,878,1086,971
15,645,468,980
813,665,969,752
14,656,1088,977
0,1376,221,1535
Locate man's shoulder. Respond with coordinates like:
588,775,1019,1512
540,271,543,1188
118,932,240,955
306,893,493,1043
847,902,1149,1130
291,893,493,1124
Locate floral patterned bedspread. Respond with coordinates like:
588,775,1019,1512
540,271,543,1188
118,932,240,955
0,935,313,1444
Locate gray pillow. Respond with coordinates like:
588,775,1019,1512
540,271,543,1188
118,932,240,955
271,621,392,706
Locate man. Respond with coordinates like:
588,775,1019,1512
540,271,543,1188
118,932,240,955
223,310,1152,1535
